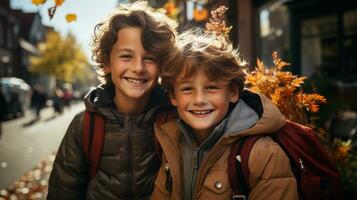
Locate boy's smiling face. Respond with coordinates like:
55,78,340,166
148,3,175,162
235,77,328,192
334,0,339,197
171,70,239,139
105,27,159,112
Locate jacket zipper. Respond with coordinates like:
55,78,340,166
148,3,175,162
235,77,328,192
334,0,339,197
191,149,199,200
127,117,133,199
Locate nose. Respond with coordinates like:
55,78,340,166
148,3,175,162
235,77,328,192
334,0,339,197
130,59,145,73
193,90,208,105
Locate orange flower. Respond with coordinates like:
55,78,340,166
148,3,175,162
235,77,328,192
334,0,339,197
194,8,208,22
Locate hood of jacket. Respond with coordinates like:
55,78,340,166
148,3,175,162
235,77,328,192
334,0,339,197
221,90,286,142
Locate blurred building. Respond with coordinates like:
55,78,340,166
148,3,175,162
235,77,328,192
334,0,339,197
0,0,20,78
0,0,49,84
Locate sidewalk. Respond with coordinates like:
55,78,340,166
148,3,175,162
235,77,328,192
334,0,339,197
0,102,85,200
0,154,54,200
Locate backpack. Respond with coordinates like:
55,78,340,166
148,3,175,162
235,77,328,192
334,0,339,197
228,120,342,200
81,108,175,179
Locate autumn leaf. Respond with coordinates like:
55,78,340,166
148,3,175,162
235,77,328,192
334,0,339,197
55,0,65,6
163,2,179,19
194,8,208,22
48,6,57,20
205,6,232,38
336,140,352,158
246,52,326,124
31,0,46,6
291,77,306,87
66,14,77,22
256,58,265,72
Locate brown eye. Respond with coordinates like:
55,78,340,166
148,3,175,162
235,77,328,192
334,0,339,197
180,87,192,93
144,56,157,63
206,86,219,90
120,55,132,61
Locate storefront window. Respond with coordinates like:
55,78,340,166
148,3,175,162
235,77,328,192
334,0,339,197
301,9,357,79
301,15,338,77
257,1,289,66
344,9,357,79
0,21,4,46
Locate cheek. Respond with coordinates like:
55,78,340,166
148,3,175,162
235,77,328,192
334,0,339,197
109,61,126,73
211,95,231,109
173,94,190,108
147,64,160,77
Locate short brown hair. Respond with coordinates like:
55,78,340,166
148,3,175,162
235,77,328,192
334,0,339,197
161,29,246,96
91,1,177,84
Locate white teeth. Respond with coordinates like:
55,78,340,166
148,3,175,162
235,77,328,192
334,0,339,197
191,110,211,115
126,78,145,84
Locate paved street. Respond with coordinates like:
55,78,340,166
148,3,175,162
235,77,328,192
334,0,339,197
0,103,85,189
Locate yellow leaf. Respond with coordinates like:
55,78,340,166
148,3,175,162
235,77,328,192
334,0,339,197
55,0,65,6
66,14,77,22
337,140,352,158
32,0,46,6
256,58,265,72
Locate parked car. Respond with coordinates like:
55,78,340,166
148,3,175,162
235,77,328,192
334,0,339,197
0,77,31,121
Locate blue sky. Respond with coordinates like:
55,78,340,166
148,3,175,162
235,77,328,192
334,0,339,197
10,0,119,60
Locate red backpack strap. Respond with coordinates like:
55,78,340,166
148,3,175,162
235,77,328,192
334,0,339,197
82,111,105,179
228,135,261,200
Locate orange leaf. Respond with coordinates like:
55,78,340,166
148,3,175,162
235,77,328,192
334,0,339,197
163,2,176,15
291,77,306,87
256,58,265,72
32,0,46,6
194,8,208,22
55,0,65,6
66,14,77,22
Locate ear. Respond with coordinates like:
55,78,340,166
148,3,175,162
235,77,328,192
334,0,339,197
170,95,178,106
230,87,239,103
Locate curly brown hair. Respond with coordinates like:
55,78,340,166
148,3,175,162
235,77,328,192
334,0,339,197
91,1,177,84
161,29,247,96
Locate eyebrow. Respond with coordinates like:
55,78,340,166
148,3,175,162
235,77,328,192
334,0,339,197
176,79,193,84
113,48,133,53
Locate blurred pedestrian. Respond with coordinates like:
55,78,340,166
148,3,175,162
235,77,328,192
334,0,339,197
52,88,64,116
30,85,47,120
62,88,73,109
0,89,7,122
9,89,21,118
0,90,6,137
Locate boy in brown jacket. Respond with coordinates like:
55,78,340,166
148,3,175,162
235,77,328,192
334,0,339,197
151,30,298,200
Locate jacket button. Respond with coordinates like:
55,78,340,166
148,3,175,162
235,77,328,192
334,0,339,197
214,181,223,189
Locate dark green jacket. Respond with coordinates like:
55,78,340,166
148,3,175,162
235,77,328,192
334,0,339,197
48,85,168,200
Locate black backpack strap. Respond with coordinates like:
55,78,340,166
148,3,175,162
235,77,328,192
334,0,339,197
228,135,261,200
82,111,105,179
